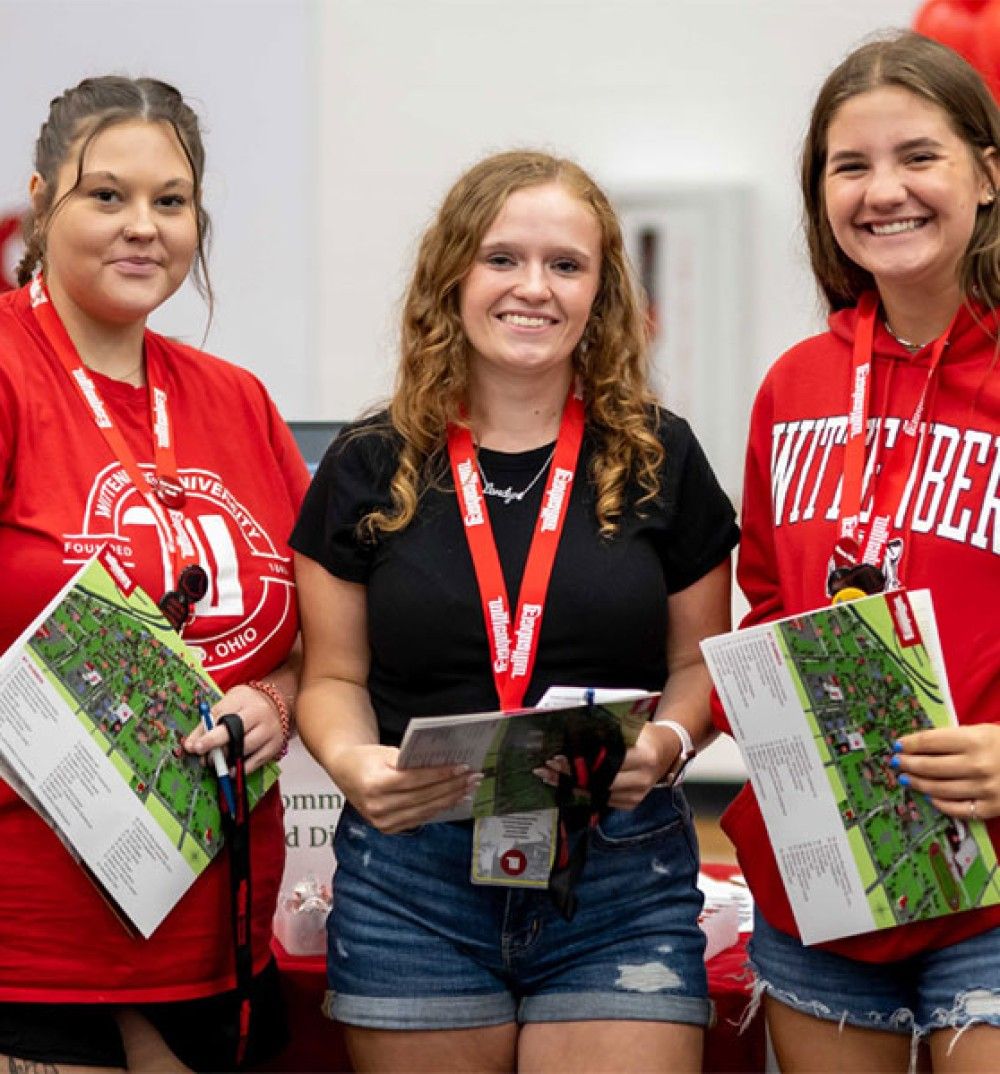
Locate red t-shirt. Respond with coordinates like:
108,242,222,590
716,299,1000,963
0,285,310,1001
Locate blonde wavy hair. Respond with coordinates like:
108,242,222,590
363,149,664,539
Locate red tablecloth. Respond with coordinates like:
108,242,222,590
258,863,764,1074
701,860,764,1074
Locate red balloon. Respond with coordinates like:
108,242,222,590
971,1,1000,103
913,0,982,66
0,215,22,292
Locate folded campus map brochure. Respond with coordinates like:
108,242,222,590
702,589,1000,944
0,550,278,938
398,688,660,822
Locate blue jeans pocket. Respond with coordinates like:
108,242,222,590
592,786,690,848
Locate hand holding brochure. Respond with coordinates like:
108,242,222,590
702,588,1000,944
397,689,660,822
0,550,279,938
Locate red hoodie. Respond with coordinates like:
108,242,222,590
718,297,1000,961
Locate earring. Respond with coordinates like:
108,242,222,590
983,189,996,206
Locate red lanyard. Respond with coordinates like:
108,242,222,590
447,383,585,711
836,291,955,572
28,276,199,584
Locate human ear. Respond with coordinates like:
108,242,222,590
978,147,1000,205
28,173,48,221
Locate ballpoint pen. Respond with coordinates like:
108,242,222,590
198,701,237,816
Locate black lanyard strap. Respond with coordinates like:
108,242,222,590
548,709,627,920
218,712,253,1067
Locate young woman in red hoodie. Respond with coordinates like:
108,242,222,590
718,30,1000,1073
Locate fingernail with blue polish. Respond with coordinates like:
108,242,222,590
889,755,901,769
899,774,911,787
892,740,904,753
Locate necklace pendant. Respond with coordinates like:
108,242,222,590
476,445,556,507
155,474,187,509
482,480,525,505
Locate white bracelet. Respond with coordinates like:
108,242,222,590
653,718,697,786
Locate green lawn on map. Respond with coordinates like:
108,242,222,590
776,599,1000,928
29,587,232,868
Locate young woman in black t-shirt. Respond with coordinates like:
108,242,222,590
292,150,738,1074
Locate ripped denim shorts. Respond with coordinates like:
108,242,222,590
325,787,712,1030
750,910,1000,1051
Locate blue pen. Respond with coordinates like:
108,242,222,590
198,701,237,816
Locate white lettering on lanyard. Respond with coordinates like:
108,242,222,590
849,363,869,437
152,387,171,449
510,603,542,679
488,596,512,673
72,369,113,429
457,459,484,526
539,468,573,532
867,514,890,556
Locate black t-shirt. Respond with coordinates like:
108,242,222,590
291,410,739,746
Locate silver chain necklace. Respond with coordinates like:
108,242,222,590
477,446,556,506
883,318,925,353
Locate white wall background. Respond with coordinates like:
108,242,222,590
0,0,317,418
310,0,917,781
317,0,916,481
2,0,920,446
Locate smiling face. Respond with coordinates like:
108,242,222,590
34,119,198,333
823,85,996,309
458,181,602,386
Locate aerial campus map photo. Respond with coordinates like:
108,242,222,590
776,596,1000,929
27,565,270,875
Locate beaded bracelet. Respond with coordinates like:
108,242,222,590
247,679,292,757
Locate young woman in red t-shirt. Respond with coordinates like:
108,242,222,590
0,76,308,1070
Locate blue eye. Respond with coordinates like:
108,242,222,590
553,259,580,274
485,253,516,268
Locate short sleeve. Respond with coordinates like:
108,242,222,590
0,324,24,506
656,413,740,593
289,417,398,583
246,373,311,511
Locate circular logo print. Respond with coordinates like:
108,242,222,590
501,848,527,876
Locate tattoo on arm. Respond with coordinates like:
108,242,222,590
6,1060,60,1073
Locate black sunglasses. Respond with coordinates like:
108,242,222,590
158,564,209,632
827,562,886,599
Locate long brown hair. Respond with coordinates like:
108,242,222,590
801,31,1000,312
17,75,212,310
363,149,663,539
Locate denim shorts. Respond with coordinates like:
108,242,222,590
749,909,1000,1043
326,787,712,1030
